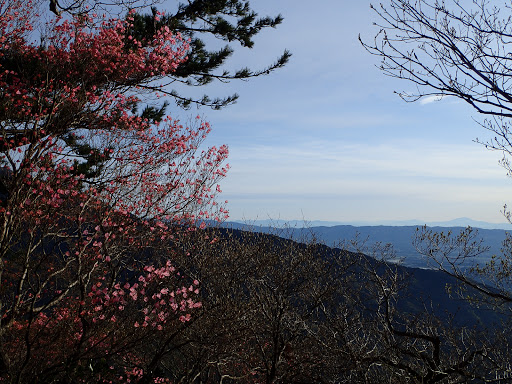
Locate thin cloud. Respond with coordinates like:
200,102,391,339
420,95,448,105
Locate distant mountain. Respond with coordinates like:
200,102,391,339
231,217,512,230
222,221,510,269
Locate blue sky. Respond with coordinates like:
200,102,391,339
177,1,512,225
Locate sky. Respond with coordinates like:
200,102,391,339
174,1,512,226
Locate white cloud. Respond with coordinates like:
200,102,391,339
420,95,448,105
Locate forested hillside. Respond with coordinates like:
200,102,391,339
225,222,509,268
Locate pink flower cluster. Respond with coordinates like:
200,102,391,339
88,263,201,329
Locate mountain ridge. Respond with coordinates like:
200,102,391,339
231,217,512,230
221,220,510,269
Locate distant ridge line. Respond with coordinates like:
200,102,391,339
229,217,512,231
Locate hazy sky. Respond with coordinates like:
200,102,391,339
178,1,512,224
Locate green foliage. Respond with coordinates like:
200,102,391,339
127,1,291,109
